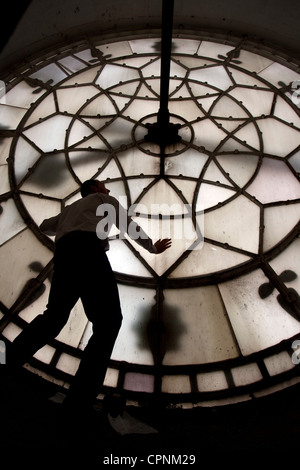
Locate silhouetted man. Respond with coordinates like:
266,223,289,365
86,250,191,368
8,179,171,416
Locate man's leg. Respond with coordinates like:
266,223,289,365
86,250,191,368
64,249,122,411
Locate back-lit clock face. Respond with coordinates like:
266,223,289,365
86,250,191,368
0,36,300,406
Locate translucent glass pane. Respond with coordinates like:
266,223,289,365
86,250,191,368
4,81,44,108
169,242,250,278
21,153,79,199
164,149,207,178
198,183,236,210
192,119,228,151
189,66,233,90
124,99,159,121
231,363,263,386
29,63,67,86
0,165,10,193
264,351,295,376
124,373,154,393
129,38,159,54
58,55,87,73
215,153,259,188
198,41,233,60
269,239,300,295
107,239,152,277
233,122,261,150
20,195,60,229
0,137,12,165
0,104,27,129
62,68,99,87
162,286,239,365
161,375,191,394
14,137,41,183
69,150,109,182
127,216,194,276
204,195,260,253
67,120,95,146
219,269,300,355
259,62,300,88
0,229,52,308
56,353,80,375
23,115,73,153
197,371,228,392
263,204,300,251
274,96,300,127
56,86,98,113
56,300,88,348
246,158,300,204
97,41,133,58
229,88,274,117
258,118,300,156
19,278,51,323
111,285,156,365
168,99,202,121
100,118,135,147
24,93,57,127
237,50,273,73
211,95,249,118
96,64,139,89
289,152,300,172
34,344,55,364
118,148,160,177
0,198,26,246
79,93,114,116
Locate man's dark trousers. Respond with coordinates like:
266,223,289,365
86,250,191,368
8,231,123,410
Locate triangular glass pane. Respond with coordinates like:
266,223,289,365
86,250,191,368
197,183,236,210
107,239,153,277
246,158,300,204
204,160,234,186
216,153,259,188
263,203,300,251
169,241,251,278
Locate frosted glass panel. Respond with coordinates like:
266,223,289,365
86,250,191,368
56,86,98,113
231,363,263,386
96,64,139,89
258,119,300,156
124,373,154,393
204,195,260,253
0,104,27,129
111,285,156,365
246,158,300,203
22,153,79,199
0,229,52,308
219,269,300,355
197,371,228,392
263,204,300,251
161,375,191,394
107,239,152,277
0,198,26,246
29,63,67,85
269,239,300,296
264,351,295,376
56,300,88,348
169,242,250,278
189,66,232,90
162,286,239,365
23,115,73,153
14,137,41,183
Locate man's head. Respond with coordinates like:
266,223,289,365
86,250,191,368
80,179,110,198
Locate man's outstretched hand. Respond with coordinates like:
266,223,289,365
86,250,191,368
154,238,172,254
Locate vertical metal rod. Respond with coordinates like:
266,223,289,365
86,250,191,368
158,0,174,128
